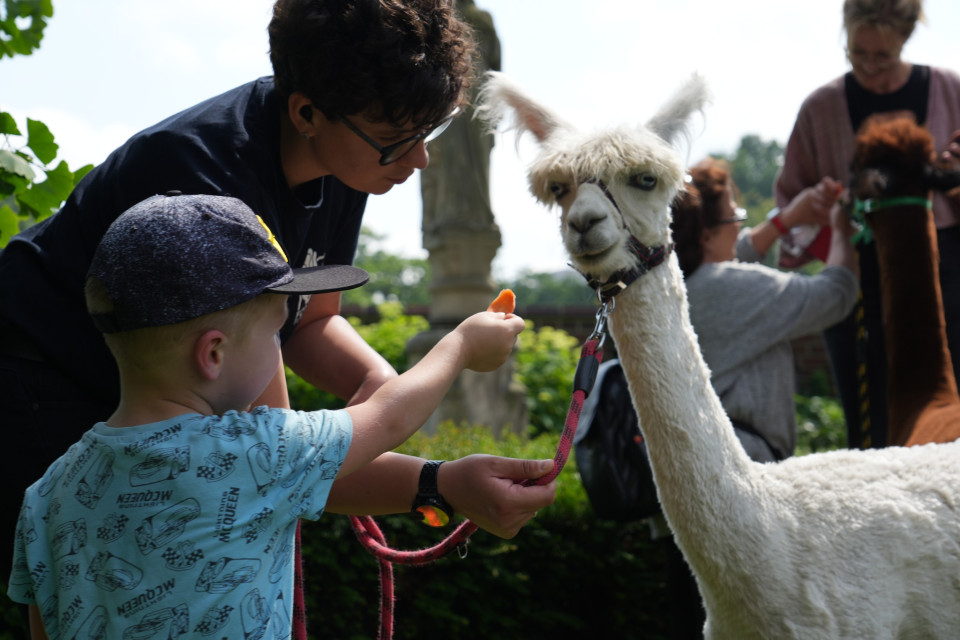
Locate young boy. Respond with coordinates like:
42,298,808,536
7,193,525,639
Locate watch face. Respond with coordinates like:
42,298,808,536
415,504,450,528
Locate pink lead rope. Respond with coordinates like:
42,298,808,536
349,301,612,639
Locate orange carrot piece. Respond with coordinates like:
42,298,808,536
487,288,516,314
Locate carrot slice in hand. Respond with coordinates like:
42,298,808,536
487,289,516,314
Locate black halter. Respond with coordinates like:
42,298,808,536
574,178,674,304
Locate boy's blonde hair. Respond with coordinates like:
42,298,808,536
86,277,282,372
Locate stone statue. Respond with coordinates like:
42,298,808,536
411,2,526,436
420,0,501,239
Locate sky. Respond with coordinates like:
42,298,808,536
4,0,960,279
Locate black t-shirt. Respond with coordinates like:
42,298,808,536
0,77,368,404
845,64,930,132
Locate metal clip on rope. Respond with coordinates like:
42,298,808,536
588,297,613,348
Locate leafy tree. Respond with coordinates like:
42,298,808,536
0,0,51,58
724,134,784,199
499,269,595,308
712,133,785,228
1,0,94,247
343,227,431,307
346,227,592,309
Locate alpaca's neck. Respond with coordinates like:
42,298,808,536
869,200,960,445
605,256,753,534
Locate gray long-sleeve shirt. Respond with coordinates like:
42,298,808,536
684,232,858,457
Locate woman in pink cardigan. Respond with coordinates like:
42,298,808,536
775,0,960,450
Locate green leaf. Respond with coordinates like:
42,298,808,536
17,161,73,223
0,111,22,135
26,118,58,164
0,0,53,59
74,163,94,184
0,148,35,181
0,204,22,248
0,166,32,198
12,160,90,225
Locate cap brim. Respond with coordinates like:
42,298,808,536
268,265,370,294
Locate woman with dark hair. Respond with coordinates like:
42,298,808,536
673,158,859,462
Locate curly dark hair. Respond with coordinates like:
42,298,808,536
670,158,738,277
269,0,477,128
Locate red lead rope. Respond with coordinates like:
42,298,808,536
522,335,604,488
348,313,609,639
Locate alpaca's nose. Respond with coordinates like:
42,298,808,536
567,211,606,236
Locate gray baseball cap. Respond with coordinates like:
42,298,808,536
87,193,369,333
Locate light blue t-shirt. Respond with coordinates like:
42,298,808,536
8,405,351,639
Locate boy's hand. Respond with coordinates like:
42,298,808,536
453,311,525,373
439,454,556,539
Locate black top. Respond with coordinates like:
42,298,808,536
845,64,930,132
0,77,368,404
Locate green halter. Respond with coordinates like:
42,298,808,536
850,196,933,245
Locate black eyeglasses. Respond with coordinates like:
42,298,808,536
845,47,901,72
339,107,460,165
715,207,748,225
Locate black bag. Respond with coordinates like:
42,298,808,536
574,359,661,522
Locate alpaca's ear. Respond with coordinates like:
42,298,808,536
645,73,711,149
476,71,565,143
924,164,960,196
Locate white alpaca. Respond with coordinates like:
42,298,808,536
479,72,960,640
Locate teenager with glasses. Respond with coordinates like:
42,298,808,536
775,0,960,450
647,157,860,638
0,2,557,636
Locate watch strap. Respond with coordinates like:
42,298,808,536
412,460,454,527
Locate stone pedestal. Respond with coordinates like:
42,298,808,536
406,328,527,438
408,225,528,437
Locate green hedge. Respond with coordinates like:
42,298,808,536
300,423,670,640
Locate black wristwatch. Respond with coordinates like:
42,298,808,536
411,460,455,527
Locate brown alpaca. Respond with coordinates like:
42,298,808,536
849,115,960,446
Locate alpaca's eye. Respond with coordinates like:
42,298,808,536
629,173,658,191
549,182,570,200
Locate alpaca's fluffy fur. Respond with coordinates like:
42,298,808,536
479,72,960,640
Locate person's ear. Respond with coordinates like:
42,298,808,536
194,329,227,381
288,92,317,139
700,226,715,245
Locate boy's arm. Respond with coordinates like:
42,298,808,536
325,452,555,539
341,311,524,477
29,604,49,640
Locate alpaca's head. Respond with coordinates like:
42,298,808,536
850,115,960,201
478,72,710,283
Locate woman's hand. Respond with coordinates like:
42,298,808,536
782,177,843,228
941,129,960,168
